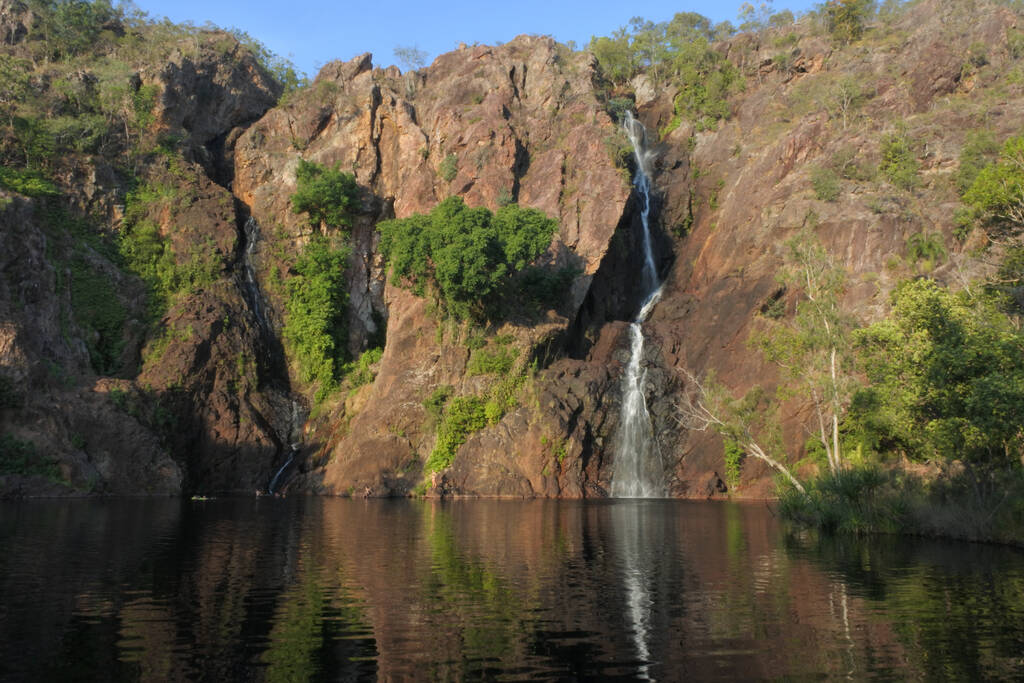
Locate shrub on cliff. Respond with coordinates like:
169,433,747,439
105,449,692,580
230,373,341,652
290,160,359,230
424,396,487,474
823,0,875,44
377,197,561,321
283,235,350,401
963,134,1024,231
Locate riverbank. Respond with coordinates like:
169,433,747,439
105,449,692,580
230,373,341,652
778,464,1024,548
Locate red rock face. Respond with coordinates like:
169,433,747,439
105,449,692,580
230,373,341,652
232,37,635,497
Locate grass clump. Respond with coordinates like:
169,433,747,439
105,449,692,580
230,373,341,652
466,345,517,376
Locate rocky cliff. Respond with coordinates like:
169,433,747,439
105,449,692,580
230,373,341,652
2,0,1019,498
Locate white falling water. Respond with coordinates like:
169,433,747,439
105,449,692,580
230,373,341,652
242,216,269,333
610,112,665,499
268,400,303,494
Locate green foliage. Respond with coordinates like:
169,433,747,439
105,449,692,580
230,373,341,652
779,465,905,535
962,134,1024,230
823,0,875,44
290,159,359,230
423,384,453,423
723,439,743,489
467,345,517,376
905,231,946,269
118,193,221,325
283,235,351,401
755,230,854,473
880,128,920,190
0,166,58,197
587,12,741,131
378,197,560,322
781,463,1024,544
439,153,459,182
343,347,382,388
956,130,999,196
69,257,126,374
0,434,60,480
851,279,1024,466
425,396,487,474
29,0,120,62
811,166,840,201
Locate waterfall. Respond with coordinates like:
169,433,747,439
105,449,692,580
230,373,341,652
610,113,665,499
268,401,303,494
241,216,269,334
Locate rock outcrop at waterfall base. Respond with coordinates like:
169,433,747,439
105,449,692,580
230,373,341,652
2,0,1021,498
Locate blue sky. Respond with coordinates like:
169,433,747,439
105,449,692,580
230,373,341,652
131,1,820,78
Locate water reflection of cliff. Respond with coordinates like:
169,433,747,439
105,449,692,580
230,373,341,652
1,499,1023,680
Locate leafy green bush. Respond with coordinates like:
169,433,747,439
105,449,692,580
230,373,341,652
880,128,919,190
905,231,946,268
811,166,840,201
962,134,1024,230
779,465,905,535
723,439,743,489
467,345,517,376
0,167,58,197
423,385,453,423
425,396,487,474
377,197,559,321
587,12,741,131
823,0,874,44
344,347,382,388
291,159,359,230
283,235,351,401
851,279,1024,467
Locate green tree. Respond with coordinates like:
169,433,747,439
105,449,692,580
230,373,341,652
377,197,559,321
880,127,920,190
962,134,1024,230
851,279,1024,466
290,159,360,231
823,0,875,44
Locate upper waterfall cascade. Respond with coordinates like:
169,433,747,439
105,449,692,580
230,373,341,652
610,113,665,499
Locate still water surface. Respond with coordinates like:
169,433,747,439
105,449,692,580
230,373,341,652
1,498,1023,681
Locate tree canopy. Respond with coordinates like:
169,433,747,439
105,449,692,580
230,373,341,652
377,197,561,321
290,159,360,230
850,279,1024,466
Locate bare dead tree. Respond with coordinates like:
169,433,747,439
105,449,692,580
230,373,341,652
674,367,807,496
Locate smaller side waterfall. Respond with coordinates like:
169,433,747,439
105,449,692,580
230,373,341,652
610,113,665,499
241,216,270,334
268,401,302,494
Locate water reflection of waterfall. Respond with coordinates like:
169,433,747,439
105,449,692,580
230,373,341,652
611,112,664,499
611,502,662,680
